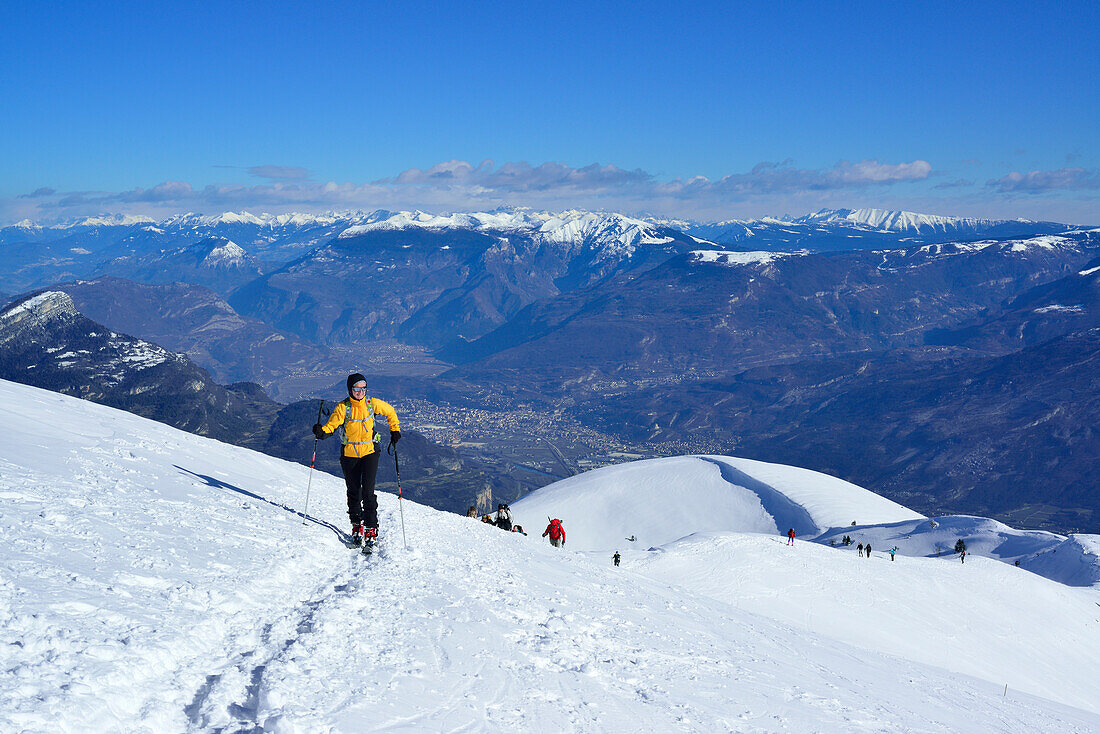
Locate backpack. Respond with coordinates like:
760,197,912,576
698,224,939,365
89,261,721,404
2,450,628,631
336,396,381,450
334,396,382,453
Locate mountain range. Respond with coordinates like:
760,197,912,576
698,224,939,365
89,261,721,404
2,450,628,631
229,210,709,350
3,206,1098,531
2,206,1078,296
684,208,1073,251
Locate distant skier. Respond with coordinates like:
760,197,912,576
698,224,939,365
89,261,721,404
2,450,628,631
312,373,400,549
865,543,872,558
787,528,795,546
466,505,478,518
613,551,621,567
513,525,527,536
857,542,864,558
495,503,513,531
626,535,636,542
543,518,566,548
960,550,966,564
888,546,898,561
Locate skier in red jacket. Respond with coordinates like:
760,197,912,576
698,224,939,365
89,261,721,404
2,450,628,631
542,518,566,548
787,528,796,546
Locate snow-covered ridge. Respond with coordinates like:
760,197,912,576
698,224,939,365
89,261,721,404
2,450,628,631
688,250,799,267
911,233,1076,258
71,214,157,228
1034,304,1085,314
5,206,1070,237
1007,234,1074,251
160,211,355,229
337,209,682,260
6,210,361,231
0,291,76,323
339,209,676,245
0,292,82,349
512,455,924,551
797,208,1008,232
0,291,174,373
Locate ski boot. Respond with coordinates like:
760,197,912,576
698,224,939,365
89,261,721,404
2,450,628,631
362,526,378,555
350,522,363,547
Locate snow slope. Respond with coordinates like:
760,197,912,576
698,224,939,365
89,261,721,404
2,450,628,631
631,533,1100,715
2,380,1099,732
511,455,924,551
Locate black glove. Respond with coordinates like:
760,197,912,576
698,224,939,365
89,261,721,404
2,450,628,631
312,423,327,440
389,430,401,445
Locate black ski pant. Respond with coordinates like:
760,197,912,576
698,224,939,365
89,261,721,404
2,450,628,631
341,451,380,528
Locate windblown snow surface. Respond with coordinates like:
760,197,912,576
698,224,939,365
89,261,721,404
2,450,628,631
2,380,1099,733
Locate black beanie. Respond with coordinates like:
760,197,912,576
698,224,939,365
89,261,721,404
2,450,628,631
346,373,367,397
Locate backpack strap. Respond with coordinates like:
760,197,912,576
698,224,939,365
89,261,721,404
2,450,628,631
340,397,380,447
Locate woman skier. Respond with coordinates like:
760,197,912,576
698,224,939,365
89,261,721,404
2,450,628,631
313,373,400,548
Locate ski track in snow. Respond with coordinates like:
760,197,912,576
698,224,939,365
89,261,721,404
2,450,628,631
2,380,1100,733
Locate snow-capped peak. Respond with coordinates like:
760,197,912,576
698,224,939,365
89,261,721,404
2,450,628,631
208,211,267,226
199,239,248,268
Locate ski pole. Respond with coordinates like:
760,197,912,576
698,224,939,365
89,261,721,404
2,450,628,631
302,399,324,525
390,441,409,549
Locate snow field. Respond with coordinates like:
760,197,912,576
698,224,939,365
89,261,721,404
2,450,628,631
2,380,1099,732
0,384,346,731
629,532,1100,715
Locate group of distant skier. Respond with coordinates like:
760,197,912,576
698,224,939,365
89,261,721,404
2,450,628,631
470,503,528,536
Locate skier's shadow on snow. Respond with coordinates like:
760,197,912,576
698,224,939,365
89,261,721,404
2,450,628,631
173,465,349,543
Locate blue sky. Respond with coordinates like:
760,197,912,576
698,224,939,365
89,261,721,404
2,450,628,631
2,0,1097,224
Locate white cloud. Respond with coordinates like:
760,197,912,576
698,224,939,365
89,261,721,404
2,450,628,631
987,167,1100,194
10,157,1094,225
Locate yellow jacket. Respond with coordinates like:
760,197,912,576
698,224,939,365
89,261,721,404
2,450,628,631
321,396,400,458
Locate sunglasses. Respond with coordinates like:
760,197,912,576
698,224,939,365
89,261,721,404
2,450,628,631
351,385,367,393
